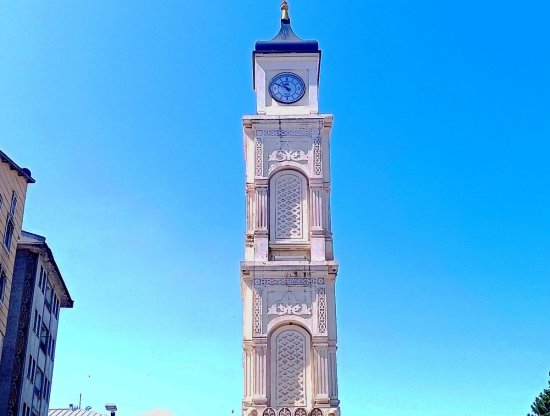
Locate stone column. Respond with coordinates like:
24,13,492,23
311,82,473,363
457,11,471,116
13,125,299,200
245,184,255,260
254,183,268,261
310,184,326,261
328,345,339,406
243,345,254,405
252,344,268,405
313,342,330,405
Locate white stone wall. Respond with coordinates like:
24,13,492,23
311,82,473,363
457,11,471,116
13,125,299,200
254,54,320,116
242,116,335,263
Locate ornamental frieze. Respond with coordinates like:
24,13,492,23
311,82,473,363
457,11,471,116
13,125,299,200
256,129,320,137
267,291,312,316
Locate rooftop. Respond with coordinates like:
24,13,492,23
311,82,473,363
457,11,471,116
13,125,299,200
254,1,320,54
0,149,35,183
49,410,106,416
19,230,74,308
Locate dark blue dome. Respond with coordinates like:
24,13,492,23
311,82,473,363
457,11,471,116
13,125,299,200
255,19,320,53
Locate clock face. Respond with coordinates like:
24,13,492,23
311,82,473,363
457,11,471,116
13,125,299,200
269,72,306,104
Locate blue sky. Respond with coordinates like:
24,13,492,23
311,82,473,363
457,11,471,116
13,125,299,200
1,1,549,415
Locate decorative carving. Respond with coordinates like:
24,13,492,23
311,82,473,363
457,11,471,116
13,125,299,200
277,330,306,407
253,288,262,335
256,137,264,176
318,287,327,333
258,278,314,286
313,137,322,175
268,291,311,316
269,149,308,162
275,173,303,240
268,303,311,316
279,409,291,416
295,409,307,416
263,409,276,416
257,129,320,137
310,409,323,416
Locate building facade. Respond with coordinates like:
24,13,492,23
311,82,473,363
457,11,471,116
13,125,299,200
241,4,340,416
0,231,74,416
0,150,35,364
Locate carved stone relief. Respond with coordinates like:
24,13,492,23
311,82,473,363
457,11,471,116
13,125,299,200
253,287,262,336
251,279,324,336
256,129,320,137
269,150,308,163
313,137,322,176
263,409,276,416
267,140,311,175
317,287,327,333
268,291,312,317
276,329,306,407
255,278,320,286
256,137,264,177
274,173,304,240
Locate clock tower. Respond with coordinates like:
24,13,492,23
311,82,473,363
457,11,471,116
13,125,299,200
241,3,340,416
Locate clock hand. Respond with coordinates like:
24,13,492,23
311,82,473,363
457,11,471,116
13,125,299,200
275,82,291,92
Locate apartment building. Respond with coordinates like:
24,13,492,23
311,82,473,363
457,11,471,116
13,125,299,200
0,150,35,363
0,231,74,416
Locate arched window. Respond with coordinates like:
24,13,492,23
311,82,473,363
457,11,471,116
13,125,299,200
270,170,308,243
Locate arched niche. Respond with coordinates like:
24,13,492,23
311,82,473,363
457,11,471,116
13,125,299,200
269,169,309,244
269,324,313,409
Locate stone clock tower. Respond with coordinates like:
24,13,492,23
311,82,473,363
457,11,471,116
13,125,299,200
241,3,340,416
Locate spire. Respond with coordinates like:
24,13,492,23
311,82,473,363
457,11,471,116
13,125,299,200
281,0,290,21
254,1,319,53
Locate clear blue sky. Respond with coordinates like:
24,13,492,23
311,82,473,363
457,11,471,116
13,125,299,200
1,1,549,415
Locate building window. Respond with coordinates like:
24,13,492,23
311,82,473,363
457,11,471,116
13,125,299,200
3,191,16,250
38,266,47,294
53,295,60,318
34,367,44,401
45,279,53,311
42,377,50,401
33,309,38,333
40,323,49,353
0,267,6,304
22,403,31,416
32,311,42,335
9,191,16,215
27,355,36,382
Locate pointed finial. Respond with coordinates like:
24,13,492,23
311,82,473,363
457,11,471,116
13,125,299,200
281,0,290,21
